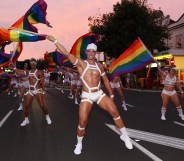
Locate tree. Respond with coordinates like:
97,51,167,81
89,0,169,58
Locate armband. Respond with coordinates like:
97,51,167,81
110,95,114,98
73,59,79,66
54,40,58,45
101,72,105,76
13,67,17,71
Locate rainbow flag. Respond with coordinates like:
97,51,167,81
0,28,46,44
70,32,98,60
109,38,154,79
10,0,51,33
0,42,23,67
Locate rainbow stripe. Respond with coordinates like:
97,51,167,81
109,38,154,79
0,28,46,44
0,42,23,67
70,32,98,59
10,0,51,33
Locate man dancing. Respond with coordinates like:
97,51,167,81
47,36,133,155
9,58,52,126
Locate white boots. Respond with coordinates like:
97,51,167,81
20,117,29,126
17,103,23,111
46,115,52,124
119,127,133,149
74,143,82,155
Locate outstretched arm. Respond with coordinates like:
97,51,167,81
9,62,28,76
155,61,165,76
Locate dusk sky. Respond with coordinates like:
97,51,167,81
0,0,184,60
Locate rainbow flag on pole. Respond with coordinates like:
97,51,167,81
0,42,23,67
0,28,46,44
10,0,51,33
109,38,154,79
70,32,98,60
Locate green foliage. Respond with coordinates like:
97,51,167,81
89,0,169,58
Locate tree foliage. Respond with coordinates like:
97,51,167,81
89,0,169,57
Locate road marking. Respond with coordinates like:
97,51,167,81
106,124,184,151
0,110,14,127
125,103,134,107
174,121,184,127
106,124,163,161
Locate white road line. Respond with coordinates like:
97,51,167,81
125,103,134,107
174,121,184,127
106,124,184,150
106,124,163,161
0,110,14,127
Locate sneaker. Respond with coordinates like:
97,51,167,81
14,93,17,97
68,95,74,99
46,116,52,125
120,135,133,150
74,143,82,155
179,114,184,120
20,119,29,126
75,100,79,105
8,92,10,95
17,106,23,111
161,115,166,120
61,90,64,93
122,104,127,111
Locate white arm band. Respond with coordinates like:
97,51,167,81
73,59,79,66
54,40,58,45
110,95,114,98
101,72,105,76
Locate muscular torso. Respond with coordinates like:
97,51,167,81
29,70,42,90
78,61,102,92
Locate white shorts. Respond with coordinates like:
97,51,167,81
44,79,49,85
81,90,106,104
110,82,120,88
162,89,176,96
64,78,70,83
22,80,30,88
77,80,82,88
71,80,77,85
25,89,42,97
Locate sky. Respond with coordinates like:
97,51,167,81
0,0,184,61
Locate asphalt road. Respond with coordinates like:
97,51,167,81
0,87,184,161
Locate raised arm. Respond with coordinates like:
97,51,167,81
155,61,165,76
9,62,28,76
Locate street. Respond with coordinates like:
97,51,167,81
0,87,184,161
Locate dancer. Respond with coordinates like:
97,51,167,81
17,61,30,111
156,62,184,120
9,58,52,126
44,69,50,90
47,36,133,155
110,76,127,111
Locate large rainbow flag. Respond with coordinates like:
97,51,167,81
109,38,154,79
0,42,23,67
0,28,46,44
70,32,98,60
10,0,51,33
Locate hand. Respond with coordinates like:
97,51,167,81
47,35,56,42
8,61,15,69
